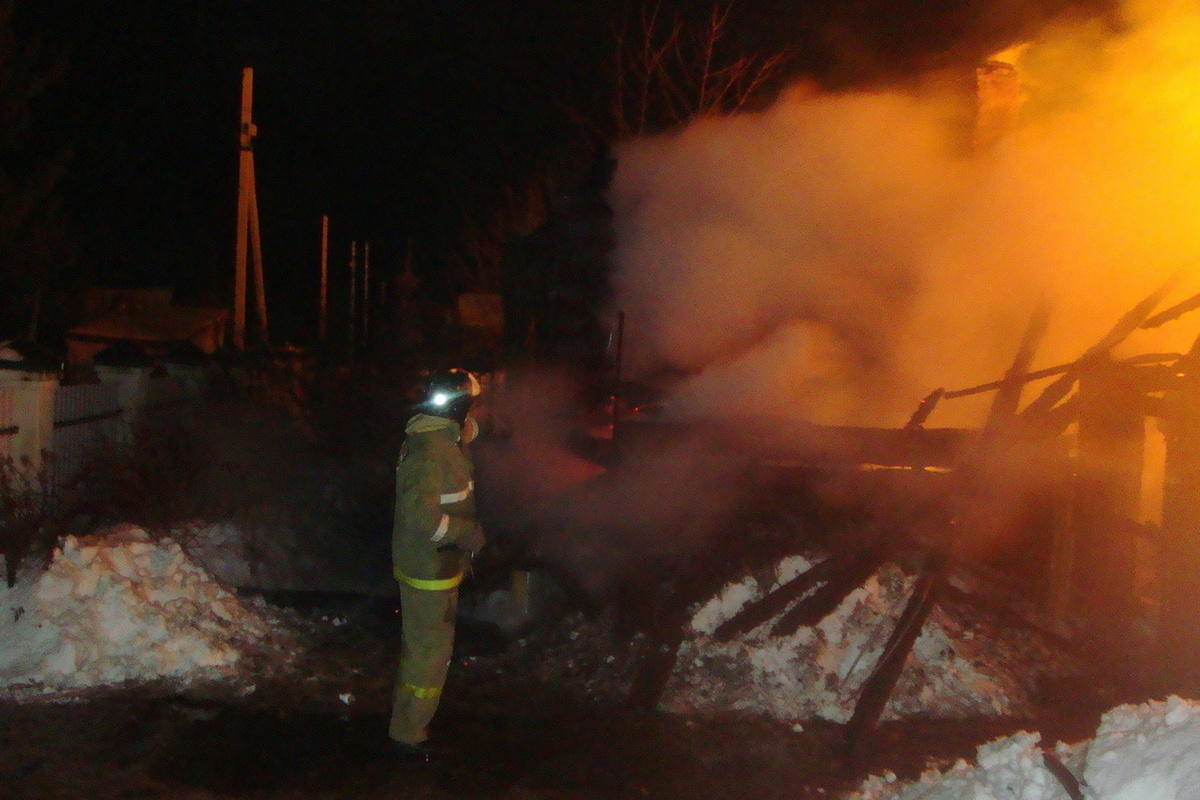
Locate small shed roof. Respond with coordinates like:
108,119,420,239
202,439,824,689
69,306,228,344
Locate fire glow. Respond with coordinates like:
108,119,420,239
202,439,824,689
610,0,1200,430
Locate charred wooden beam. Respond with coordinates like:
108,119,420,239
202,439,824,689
1033,394,1077,437
945,282,1172,427
624,534,758,710
1041,750,1087,800
1021,281,1175,420
905,388,944,430
842,305,1054,763
984,301,1049,434
840,314,1127,755
843,554,946,761
771,548,889,637
1141,287,1200,329
1083,278,1179,355
945,352,1180,400
946,362,1071,400
712,556,837,642
763,425,973,470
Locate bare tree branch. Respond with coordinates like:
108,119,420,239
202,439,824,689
608,0,791,137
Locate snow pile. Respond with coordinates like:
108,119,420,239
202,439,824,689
852,696,1200,800
1084,696,1200,800
856,732,1068,800
0,525,293,694
664,556,1061,723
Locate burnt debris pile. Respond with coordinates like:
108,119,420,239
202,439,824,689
517,282,1200,761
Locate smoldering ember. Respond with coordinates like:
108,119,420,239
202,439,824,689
6,1,1200,799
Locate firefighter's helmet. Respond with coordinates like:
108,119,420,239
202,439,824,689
416,368,481,422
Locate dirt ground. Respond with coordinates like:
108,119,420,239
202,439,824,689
0,594,1119,800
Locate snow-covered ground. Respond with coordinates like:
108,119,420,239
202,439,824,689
0,525,296,697
849,695,1200,800
5,526,1200,800
667,556,1200,798
664,555,1071,723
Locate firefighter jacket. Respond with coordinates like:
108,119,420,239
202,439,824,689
392,413,482,590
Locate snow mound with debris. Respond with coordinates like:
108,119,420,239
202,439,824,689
0,525,292,694
855,731,1065,800
851,695,1200,800
664,556,1060,723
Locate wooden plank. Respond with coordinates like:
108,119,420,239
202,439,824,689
983,300,1049,433
625,534,761,710
1141,289,1200,329
771,549,888,637
846,307,1051,761
761,425,973,470
1021,281,1175,420
712,556,837,641
944,352,1178,400
1042,751,1087,800
843,555,945,760
904,388,944,430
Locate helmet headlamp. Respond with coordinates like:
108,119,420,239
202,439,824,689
417,368,477,421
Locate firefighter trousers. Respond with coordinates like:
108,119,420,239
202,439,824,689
389,582,458,744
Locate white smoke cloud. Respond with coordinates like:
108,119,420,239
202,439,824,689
611,0,1200,428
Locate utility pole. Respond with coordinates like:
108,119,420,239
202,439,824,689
319,215,329,344
612,310,625,443
233,67,268,348
249,158,267,342
363,241,371,344
349,241,358,348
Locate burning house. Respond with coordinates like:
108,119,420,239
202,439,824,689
487,1,1200,761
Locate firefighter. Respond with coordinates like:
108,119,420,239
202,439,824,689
389,368,485,759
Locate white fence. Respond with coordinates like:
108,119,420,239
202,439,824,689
0,366,203,490
51,382,124,487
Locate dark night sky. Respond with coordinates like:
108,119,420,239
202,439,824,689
14,0,1115,343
